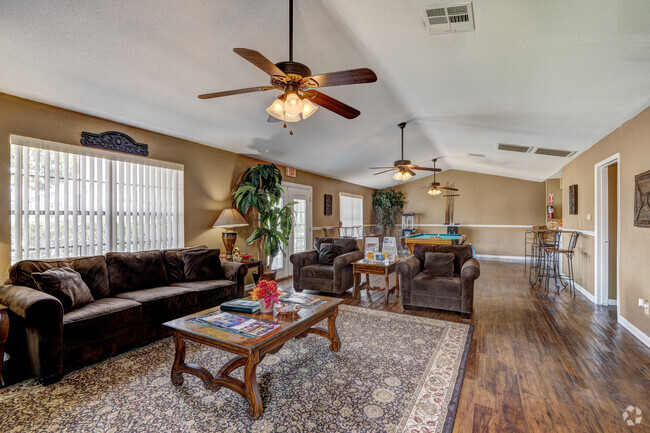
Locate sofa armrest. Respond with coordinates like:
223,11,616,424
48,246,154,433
221,261,247,298
289,250,319,290
333,250,364,293
396,255,421,305
460,258,480,315
0,284,64,378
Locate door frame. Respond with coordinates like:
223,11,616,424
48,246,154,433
277,181,313,278
594,153,620,313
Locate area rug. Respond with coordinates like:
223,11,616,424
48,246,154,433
0,305,473,433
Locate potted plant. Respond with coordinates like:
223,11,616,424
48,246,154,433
372,189,406,237
232,163,296,280
250,279,283,313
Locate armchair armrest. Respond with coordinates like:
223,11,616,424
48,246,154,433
290,250,319,290
396,255,421,305
0,284,64,378
333,250,365,293
220,261,247,298
460,258,480,315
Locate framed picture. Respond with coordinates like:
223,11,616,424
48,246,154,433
634,170,650,227
569,184,578,215
324,194,332,216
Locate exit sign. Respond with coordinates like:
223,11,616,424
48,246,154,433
286,167,297,177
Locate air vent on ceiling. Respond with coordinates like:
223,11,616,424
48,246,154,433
534,147,577,157
468,153,485,158
497,143,533,153
423,3,475,35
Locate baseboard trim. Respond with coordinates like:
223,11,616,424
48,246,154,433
564,276,596,304
608,299,618,306
475,254,525,262
618,315,650,349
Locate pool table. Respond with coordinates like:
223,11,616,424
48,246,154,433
403,233,467,254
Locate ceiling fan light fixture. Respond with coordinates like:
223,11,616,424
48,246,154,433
392,170,404,181
401,170,413,181
283,112,301,122
266,98,285,120
427,187,442,196
301,98,318,119
284,92,304,116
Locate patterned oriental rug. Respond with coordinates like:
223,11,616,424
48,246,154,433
0,305,473,433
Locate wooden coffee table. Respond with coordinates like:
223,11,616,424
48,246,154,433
163,295,343,419
352,259,400,305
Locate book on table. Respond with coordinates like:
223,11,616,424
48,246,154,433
280,293,326,309
190,311,280,338
220,299,260,314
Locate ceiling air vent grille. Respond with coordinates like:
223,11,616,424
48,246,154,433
497,143,532,153
534,148,576,157
423,3,475,35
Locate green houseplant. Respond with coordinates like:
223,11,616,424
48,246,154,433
232,164,295,279
372,189,406,237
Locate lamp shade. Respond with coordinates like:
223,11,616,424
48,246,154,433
212,208,249,229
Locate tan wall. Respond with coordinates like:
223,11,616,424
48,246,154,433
561,106,650,337
0,93,374,281
394,170,546,256
545,178,562,222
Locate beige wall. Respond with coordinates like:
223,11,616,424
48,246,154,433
394,170,546,256
561,106,650,337
0,93,374,281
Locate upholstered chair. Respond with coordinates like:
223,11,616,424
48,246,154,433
396,244,480,317
290,237,364,295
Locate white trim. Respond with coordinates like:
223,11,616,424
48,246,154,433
618,315,650,349
339,192,364,199
607,299,618,306
475,254,525,262
571,278,597,304
282,181,312,191
560,228,595,236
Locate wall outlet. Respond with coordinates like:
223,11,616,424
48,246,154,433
639,298,650,316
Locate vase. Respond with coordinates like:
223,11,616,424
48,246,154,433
259,298,274,313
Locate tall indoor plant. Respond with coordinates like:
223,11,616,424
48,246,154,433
372,189,406,237
232,164,295,279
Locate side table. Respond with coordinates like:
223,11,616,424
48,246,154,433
352,260,400,305
0,303,8,386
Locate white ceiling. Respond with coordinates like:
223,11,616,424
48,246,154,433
1,0,649,188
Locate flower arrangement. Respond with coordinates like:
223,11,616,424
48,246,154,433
250,279,283,309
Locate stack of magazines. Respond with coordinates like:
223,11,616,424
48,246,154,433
220,299,260,314
280,293,326,309
190,311,280,338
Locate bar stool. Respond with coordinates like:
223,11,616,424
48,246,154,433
545,231,582,297
543,231,564,294
528,226,548,286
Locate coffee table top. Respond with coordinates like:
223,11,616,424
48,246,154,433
163,295,342,352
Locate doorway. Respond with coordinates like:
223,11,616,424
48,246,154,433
594,154,620,312
271,182,312,279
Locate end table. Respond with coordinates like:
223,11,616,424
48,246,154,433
352,260,400,305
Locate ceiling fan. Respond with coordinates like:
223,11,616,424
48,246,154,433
369,122,442,181
425,158,459,196
198,0,377,123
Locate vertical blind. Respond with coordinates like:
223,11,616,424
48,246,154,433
10,136,184,262
339,193,363,228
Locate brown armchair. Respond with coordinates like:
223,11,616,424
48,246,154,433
290,237,364,295
396,244,480,317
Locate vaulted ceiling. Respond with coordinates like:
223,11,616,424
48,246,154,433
1,0,649,188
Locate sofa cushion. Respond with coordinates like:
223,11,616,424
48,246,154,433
182,249,225,282
314,237,358,255
424,252,455,277
171,280,237,305
32,267,95,313
63,298,142,340
414,244,473,275
318,243,341,265
115,286,196,318
162,245,208,283
301,264,334,280
107,250,168,295
9,255,111,299
412,272,461,298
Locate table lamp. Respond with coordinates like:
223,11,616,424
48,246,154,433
212,208,249,260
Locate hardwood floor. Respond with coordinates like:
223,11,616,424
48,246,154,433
279,260,650,433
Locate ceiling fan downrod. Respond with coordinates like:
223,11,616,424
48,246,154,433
289,0,293,62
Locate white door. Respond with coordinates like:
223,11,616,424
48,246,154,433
271,183,312,279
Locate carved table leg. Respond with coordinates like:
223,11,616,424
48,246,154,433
365,274,371,294
353,272,360,299
385,272,391,305
327,308,341,352
171,332,186,386
244,351,263,419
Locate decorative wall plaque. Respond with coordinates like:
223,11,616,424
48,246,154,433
324,194,332,216
569,184,578,215
634,170,650,227
80,131,149,156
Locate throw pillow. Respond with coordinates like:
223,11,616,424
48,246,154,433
182,248,225,281
32,267,95,313
424,252,455,277
318,243,341,265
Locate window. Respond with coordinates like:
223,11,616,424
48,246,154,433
339,193,363,228
10,136,184,262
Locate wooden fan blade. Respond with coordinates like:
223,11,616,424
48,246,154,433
444,194,461,197
306,91,360,119
373,169,396,175
406,168,416,176
301,68,377,88
368,166,396,169
412,166,442,172
198,86,275,99
438,186,459,191
233,48,287,77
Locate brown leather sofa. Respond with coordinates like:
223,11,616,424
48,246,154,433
0,248,246,381
396,244,480,317
290,237,364,295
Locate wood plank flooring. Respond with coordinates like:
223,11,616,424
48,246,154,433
279,260,650,433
